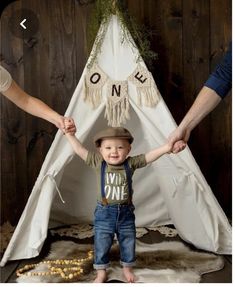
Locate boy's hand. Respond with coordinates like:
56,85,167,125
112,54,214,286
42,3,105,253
171,140,186,153
64,117,76,135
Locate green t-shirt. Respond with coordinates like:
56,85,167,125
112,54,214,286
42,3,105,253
85,151,147,204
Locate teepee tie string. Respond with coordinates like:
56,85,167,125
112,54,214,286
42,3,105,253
40,174,65,204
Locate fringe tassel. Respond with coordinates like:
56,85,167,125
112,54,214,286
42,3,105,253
137,86,159,107
105,97,130,127
83,80,103,109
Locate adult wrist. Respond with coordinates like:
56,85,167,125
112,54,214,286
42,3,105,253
49,113,64,127
178,119,193,135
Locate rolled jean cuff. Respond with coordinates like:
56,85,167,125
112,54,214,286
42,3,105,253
120,260,136,267
93,263,110,270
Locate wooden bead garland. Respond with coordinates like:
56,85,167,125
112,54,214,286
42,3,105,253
16,250,93,280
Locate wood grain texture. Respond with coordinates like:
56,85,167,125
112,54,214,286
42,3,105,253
209,0,232,214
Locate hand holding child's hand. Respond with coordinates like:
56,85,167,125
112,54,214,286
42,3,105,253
64,117,76,135
165,140,186,154
171,140,186,153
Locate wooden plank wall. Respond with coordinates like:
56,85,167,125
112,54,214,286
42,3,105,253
0,0,232,225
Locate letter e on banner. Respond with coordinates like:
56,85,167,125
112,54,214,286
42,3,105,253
128,64,159,107
134,71,147,84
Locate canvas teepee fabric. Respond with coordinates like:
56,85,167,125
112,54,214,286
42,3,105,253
0,15,231,266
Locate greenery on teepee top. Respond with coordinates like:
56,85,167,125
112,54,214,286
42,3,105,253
87,0,157,69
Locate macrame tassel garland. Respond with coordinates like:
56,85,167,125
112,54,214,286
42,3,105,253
129,64,159,107
83,63,159,126
83,65,107,109
105,80,130,127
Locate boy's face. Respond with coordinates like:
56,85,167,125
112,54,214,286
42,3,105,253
99,138,131,165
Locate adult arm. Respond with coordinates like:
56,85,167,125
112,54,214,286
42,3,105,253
168,42,231,153
0,65,75,132
168,87,221,152
3,80,66,129
204,42,232,98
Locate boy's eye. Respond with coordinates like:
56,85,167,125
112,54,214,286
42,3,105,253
118,147,123,149
105,147,111,149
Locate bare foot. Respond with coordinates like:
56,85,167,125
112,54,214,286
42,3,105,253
93,269,107,283
123,266,135,283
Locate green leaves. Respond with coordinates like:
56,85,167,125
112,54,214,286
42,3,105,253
87,0,157,69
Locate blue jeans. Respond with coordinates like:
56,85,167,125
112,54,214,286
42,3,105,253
93,202,136,270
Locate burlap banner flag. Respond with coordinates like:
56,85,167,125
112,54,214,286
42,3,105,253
128,64,160,107
84,65,107,108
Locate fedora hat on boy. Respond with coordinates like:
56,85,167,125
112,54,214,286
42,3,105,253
94,127,134,147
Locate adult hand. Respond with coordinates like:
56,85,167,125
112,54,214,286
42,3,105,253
168,127,190,153
52,115,76,134
53,115,66,130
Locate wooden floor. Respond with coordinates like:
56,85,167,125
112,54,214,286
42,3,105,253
0,229,232,283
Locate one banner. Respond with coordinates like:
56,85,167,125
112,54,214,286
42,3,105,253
83,63,160,126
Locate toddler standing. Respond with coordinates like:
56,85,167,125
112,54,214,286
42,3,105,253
64,122,185,283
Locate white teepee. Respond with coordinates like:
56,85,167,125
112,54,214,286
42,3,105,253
1,15,231,266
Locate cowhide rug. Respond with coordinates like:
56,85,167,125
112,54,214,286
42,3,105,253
16,240,224,283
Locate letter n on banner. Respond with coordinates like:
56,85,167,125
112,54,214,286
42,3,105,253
105,80,130,127
84,65,107,108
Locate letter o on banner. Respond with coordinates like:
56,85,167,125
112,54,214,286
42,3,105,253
90,73,101,84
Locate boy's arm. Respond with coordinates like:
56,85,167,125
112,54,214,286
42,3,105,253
145,143,171,164
145,140,186,164
66,134,88,162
